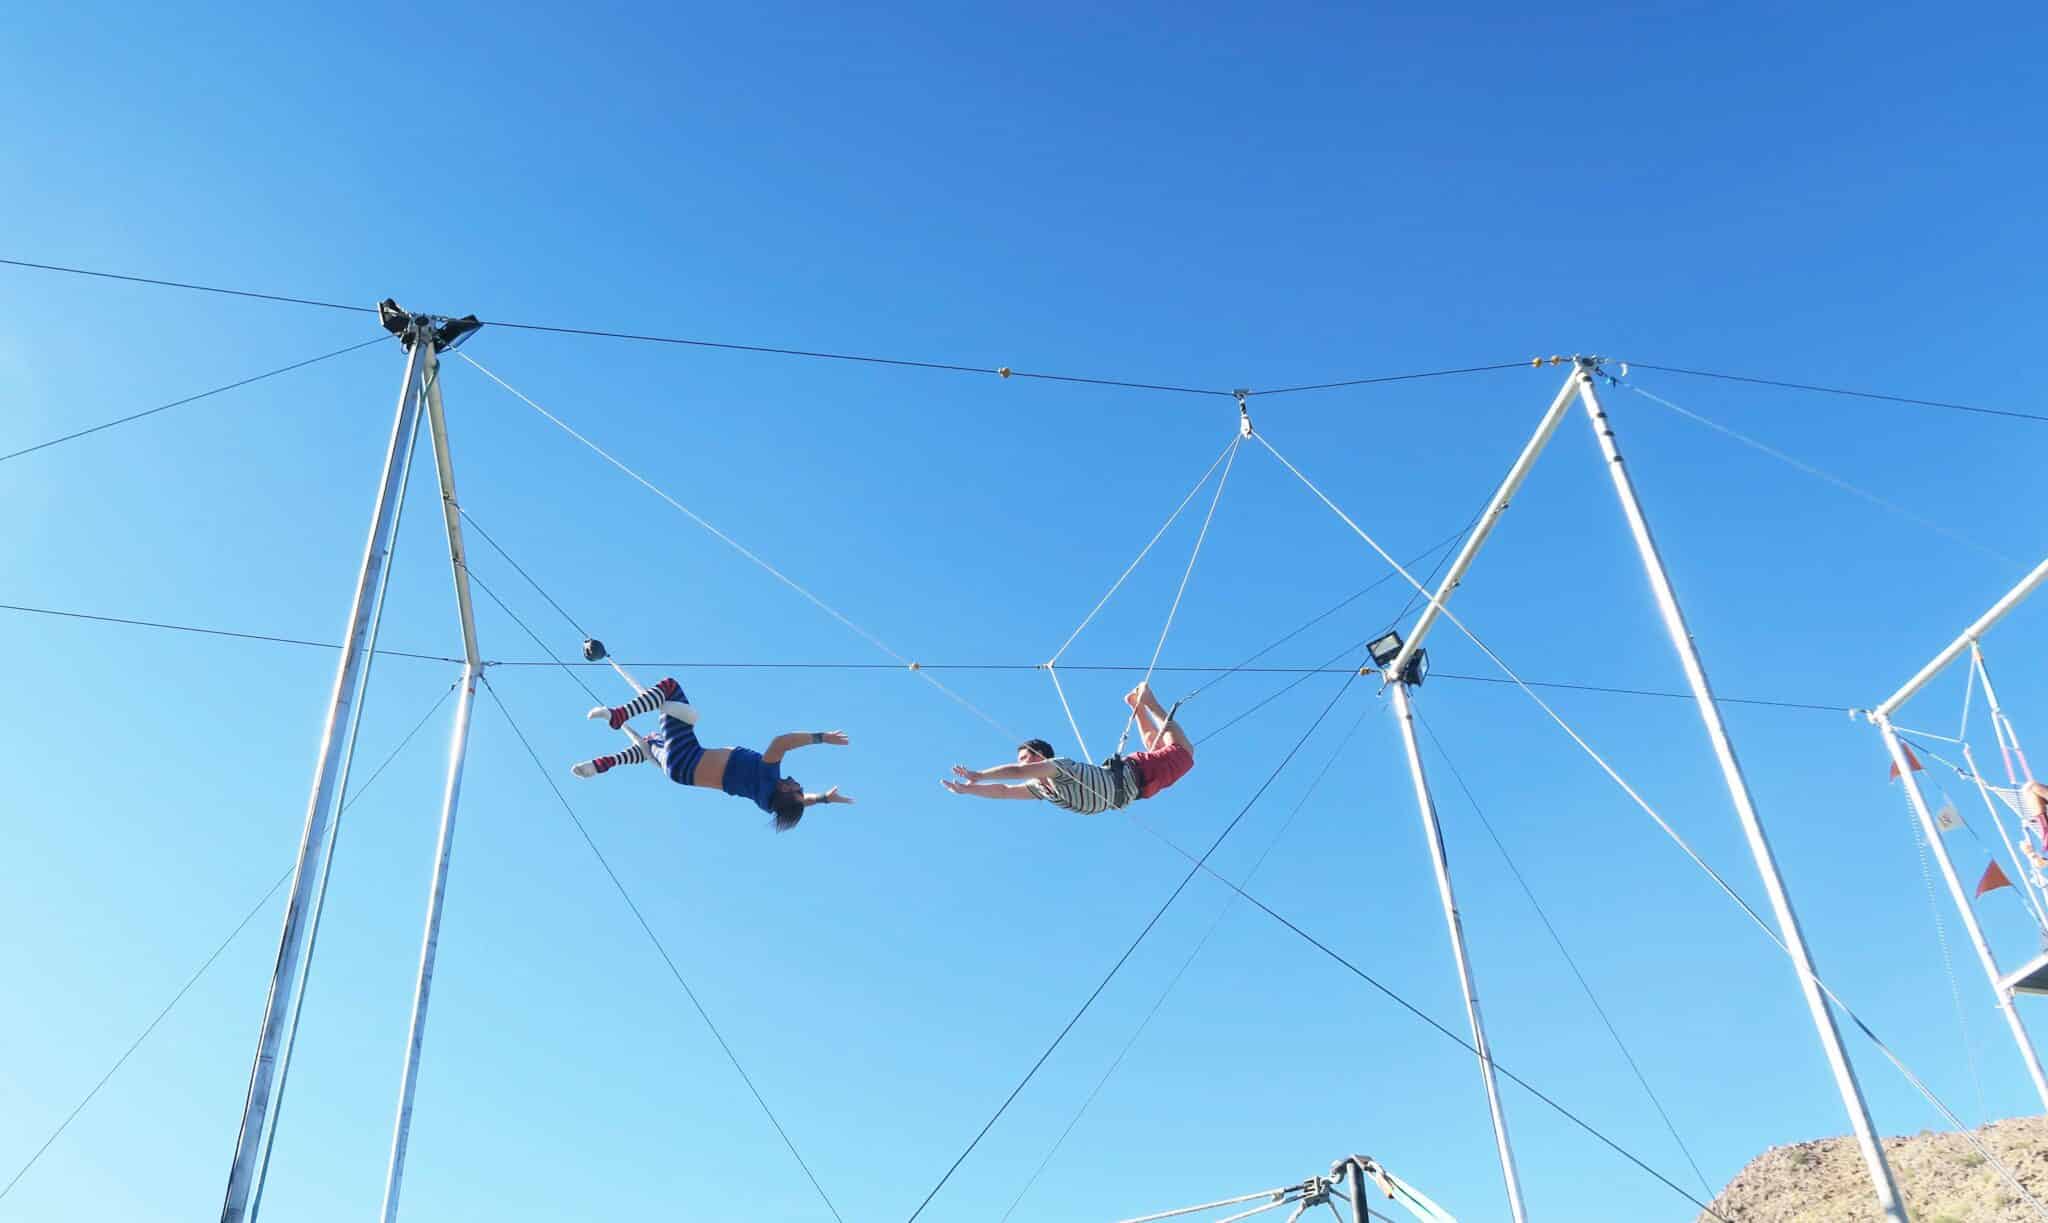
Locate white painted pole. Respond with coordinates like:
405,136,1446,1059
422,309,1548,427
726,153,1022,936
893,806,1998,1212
1389,369,1579,678
221,329,427,1223
1875,556,2048,720
1877,718,2048,1109
1572,362,1906,1221
380,343,484,1221
1390,682,1528,1223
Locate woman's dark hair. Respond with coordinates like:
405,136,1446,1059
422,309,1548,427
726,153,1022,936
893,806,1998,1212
770,785,808,832
1019,738,1056,760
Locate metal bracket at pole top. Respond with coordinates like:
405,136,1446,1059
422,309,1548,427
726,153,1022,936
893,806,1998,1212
378,298,483,353
1572,353,1627,383
1235,389,1253,436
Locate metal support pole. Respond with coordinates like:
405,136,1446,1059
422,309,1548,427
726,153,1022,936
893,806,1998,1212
221,330,427,1223
379,340,484,1221
1341,1159,1369,1223
1390,682,1527,1223
248,398,426,1223
1876,717,2048,1108
1389,369,1580,679
1875,555,2048,720
1572,362,1907,1221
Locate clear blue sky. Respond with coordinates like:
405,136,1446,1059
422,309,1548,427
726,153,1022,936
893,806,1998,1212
3,3,2046,1220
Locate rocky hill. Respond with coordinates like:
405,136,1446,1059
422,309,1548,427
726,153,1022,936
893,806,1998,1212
1698,1116,2048,1222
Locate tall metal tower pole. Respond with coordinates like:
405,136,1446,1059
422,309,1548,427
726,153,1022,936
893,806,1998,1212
1573,359,1905,1222
1390,682,1529,1223
1341,1159,1369,1223
220,311,429,1223
380,311,485,1221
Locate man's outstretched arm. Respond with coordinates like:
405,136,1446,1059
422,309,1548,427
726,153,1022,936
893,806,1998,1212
942,779,1038,799
953,760,1056,784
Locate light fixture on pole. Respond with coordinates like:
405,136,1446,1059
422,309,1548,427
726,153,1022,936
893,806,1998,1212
1367,630,1426,686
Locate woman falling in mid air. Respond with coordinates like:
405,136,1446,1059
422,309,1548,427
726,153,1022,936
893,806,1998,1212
571,676,854,831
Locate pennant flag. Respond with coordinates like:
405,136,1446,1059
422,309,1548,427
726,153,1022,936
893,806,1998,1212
1976,859,2014,899
1889,743,1924,781
1935,795,1963,832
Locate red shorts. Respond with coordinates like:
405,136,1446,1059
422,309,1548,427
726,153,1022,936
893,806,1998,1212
1128,741,1194,800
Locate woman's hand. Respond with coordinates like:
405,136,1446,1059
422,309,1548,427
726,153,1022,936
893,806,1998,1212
951,764,983,783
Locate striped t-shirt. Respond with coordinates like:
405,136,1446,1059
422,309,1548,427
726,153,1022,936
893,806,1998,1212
1030,758,1135,815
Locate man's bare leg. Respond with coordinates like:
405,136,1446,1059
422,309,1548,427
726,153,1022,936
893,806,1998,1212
1126,686,1163,750
1126,682,1188,752
1142,683,1189,752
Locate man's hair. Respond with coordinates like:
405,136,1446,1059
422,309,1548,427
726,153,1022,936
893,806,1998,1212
1018,738,1056,760
770,785,807,832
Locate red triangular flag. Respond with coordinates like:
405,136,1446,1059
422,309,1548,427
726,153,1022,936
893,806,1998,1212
1976,859,2013,899
1889,743,1924,781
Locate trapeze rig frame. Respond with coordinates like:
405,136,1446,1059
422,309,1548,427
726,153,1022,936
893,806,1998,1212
218,301,485,1223
1862,553,2048,1109
1364,355,1907,1222
1110,1154,1452,1223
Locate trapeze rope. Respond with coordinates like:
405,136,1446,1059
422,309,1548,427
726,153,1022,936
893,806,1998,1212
1049,434,1240,664
1048,664,1094,761
1043,431,1237,758
1114,433,1242,754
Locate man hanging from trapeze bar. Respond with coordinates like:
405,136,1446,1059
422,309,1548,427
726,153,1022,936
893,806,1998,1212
571,676,855,831
943,681,1195,813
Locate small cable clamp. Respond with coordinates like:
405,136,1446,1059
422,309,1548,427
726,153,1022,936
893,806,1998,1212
907,661,921,671
1235,389,1253,436
1576,354,1624,387
997,366,1012,379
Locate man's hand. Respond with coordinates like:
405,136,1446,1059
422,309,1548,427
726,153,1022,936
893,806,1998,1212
822,785,854,804
817,730,850,746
